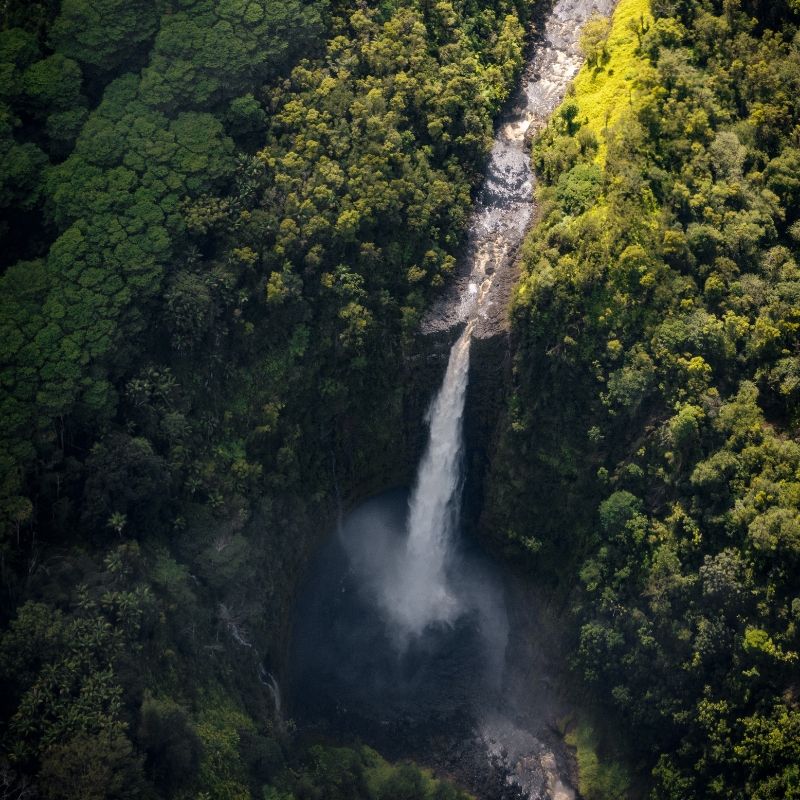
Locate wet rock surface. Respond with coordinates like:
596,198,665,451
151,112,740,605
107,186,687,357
421,0,616,341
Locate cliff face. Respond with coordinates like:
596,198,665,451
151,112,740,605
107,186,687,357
462,329,513,538
410,326,514,548
417,221,519,525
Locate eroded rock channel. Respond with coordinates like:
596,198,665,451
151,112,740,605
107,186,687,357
422,0,616,342
289,2,616,798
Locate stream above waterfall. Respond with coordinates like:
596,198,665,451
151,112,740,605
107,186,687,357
422,0,616,339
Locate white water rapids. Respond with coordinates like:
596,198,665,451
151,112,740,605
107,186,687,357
381,325,474,635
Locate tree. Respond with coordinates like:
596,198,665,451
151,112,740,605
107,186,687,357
579,13,611,67
81,433,169,536
21,54,83,117
137,0,325,111
138,693,201,794
38,731,147,800
376,764,426,800
0,122,47,211
50,0,159,75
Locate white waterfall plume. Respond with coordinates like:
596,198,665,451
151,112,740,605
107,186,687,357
381,326,473,636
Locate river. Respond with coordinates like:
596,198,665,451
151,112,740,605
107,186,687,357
289,1,616,797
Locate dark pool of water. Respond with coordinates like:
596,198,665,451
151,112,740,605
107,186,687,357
289,488,509,749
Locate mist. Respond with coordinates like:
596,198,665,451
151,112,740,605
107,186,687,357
290,486,510,727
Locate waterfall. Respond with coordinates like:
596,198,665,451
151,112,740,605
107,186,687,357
259,665,283,719
373,0,618,643
382,325,473,636
293,3,619,796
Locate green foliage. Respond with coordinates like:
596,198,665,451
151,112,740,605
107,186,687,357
556,162,603,214
486,0,800,796
0,0,530,797
270,745,469,800
0,543,158,771
21,53,82,116
0,120,47,211
579,13,612,68
564,722,631,800
227,94,268,147
195,698,254,800
81,433,169,536
0,1,60,35
38,730,147,800
137,0,325,110
50,0,159,74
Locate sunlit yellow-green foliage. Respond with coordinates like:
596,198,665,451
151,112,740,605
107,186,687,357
256,2,525,305
195,698,254,800
564,722,630,800
361,746,470,799
572,0,653,162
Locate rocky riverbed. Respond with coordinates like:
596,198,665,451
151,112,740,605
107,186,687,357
421,0,616,342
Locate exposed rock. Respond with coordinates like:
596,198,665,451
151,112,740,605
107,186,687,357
420,0,616,342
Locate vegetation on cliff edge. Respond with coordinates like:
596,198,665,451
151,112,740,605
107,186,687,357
486,0,800,796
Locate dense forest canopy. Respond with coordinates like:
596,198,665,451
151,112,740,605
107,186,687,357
486,0,800,796
2,0,800,797
0,0,528,795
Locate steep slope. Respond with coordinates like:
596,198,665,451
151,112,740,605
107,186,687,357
485,0,800,796
0,0,531,796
